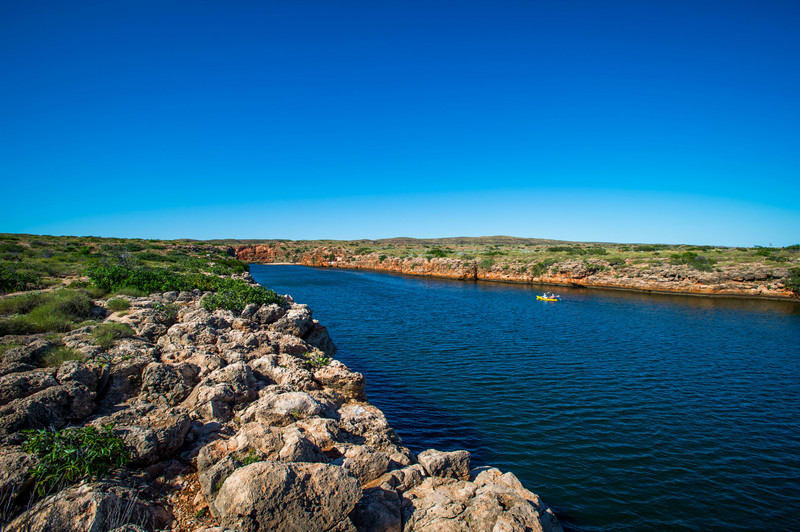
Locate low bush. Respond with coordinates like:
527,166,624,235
530,259,556,277
426,247,450,258
670,251,717,272
88,263,281,312
304,350,331,368
785,268,800,295
23,424,130,496
92,322,135,350
201,281,282,312
41,346,84,367
106,298,131,312
0,262,42,293
0,289,93,334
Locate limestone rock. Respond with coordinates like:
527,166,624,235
313,360,366,401
254,304,285,325
140,362,194,406
0,382,95,440
270,305,314,337
0,339,53,369
342,445,391,486
0,449,36,506
0,369,58,403
240,389,324,427
350,485,403,532
418,449,471,480
213,461,361,532
303,321,337,356
56,360,98,390
5,482,154,532
94,401,191,466
401,468,564,532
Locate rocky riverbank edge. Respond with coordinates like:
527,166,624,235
0,273,563,532
237,245,799,301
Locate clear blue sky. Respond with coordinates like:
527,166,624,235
1,0,798,246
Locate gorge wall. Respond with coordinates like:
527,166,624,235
236,244,798,300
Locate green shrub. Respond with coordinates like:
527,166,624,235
426,247,449,258
670,251,717,272
154,302,179,320
0,289,93,334
201,282,282,312
106,298,131,312
785,268,800,295
23,424,130,496
92,322,135,350
0,262,42,293
478,257,494,270
304,350,331,368
240,449,263,466
41,346,83,367
530,259,556,276
0,243,24,254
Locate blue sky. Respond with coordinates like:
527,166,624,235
1,1,798,246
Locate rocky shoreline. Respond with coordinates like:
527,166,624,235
237,244,799,300
0,273,563,531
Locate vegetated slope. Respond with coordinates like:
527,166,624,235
234,238,800,300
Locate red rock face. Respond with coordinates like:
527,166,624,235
236,245,797,300
236,245,284,263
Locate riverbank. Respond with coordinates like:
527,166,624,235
236,241,800,301
0,234,564,530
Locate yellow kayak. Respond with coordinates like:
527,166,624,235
537,296,559,302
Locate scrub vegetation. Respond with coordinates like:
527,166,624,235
23,424,130,496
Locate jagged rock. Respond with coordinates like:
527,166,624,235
313,360,365,401
351,485,403,532
303,321,337,356
338,404,408,459
270,305,314,337
0,449,36,506
296,417,343,454
0,368,58,403
94,401,191,467
181,362,254,422
417,449,471,480
0,339,53,368
140,362,194,406
251,355,319,390
342,445,391,486
5,481,156,532
278,425,328,463
99,341,160,407
206,362,257,404
213,461,362,532
270,332,312,357
368,464,427,493
254,304,285,326
56,360,98,390
401,468,563,532
0,382,95,440
240,389,324,427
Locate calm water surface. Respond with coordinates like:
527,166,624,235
250,265,800,531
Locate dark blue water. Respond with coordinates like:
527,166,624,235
250,265,800,531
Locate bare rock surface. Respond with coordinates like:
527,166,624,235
213,461,362,532
0,288,562,532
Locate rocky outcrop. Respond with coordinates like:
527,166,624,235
236,243,798,300
0,283,562,531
